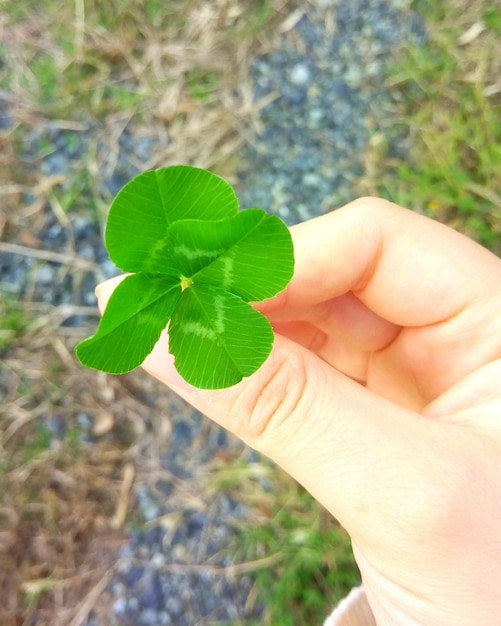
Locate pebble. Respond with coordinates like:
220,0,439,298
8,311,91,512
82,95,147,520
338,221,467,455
290,62,311,86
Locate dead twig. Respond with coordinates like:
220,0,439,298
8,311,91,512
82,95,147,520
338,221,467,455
0,241,97,271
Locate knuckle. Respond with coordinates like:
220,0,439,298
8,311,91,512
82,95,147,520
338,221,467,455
231,347,310,448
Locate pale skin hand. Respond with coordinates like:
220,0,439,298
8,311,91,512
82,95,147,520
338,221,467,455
97,198,501,625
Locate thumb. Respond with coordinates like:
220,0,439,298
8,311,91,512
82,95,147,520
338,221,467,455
95,277,468,552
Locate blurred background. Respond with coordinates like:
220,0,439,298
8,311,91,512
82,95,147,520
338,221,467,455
1,0,500,624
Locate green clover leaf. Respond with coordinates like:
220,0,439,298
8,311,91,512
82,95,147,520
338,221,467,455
75,165,294,389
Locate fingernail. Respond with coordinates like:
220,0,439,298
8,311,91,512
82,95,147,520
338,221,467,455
95,282,105,299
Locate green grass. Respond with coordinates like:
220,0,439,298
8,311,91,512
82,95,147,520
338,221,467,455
209,458,360,625
0,294,31,352
246,506,359,626
378,0,501,253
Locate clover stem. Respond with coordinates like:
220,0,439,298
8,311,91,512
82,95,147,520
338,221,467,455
180,276,193,291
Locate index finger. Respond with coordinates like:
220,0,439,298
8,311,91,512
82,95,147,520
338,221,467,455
262,197,501,327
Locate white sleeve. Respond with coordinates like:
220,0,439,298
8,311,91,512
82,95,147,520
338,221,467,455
324,587,377,626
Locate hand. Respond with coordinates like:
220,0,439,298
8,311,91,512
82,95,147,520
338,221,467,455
97,198,501,625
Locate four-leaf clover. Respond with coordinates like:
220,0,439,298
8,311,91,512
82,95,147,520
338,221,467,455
76,165,294,389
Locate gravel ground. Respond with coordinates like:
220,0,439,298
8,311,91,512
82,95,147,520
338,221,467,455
236,0,425,225
1,1,424,624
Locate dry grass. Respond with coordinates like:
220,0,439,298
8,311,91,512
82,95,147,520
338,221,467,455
1,0,291,179
1,300,123,625
0,292,174,623
0,0,297,623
